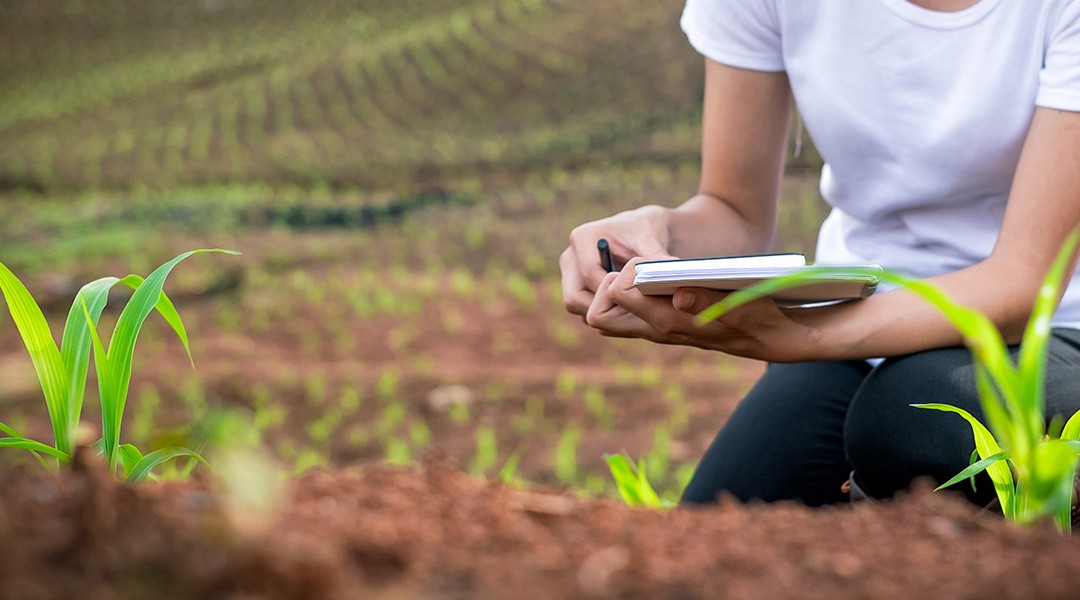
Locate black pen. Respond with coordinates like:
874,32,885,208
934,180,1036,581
597,238,615,273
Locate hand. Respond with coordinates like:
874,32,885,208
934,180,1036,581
560,205,677,319
586,258,825,362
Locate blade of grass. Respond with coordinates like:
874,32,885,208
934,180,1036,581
59,277,124,454
913,403,1015,517
604,453,662,508
93,249,236,471
0,437,69,460
0,261,70,455
118,443,144,479
127,447,207,483
1061,409,1080,440
1016,230,1079,446
935,451,1006,490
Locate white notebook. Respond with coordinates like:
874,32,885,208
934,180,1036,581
632,253,882,304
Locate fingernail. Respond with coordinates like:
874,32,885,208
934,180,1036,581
674,290,695,312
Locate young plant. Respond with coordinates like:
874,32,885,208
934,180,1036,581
698,233,1080,532
604,453,666,508
0,249,235,480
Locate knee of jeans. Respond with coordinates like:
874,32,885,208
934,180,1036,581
842,379,938,498
844,382,977,500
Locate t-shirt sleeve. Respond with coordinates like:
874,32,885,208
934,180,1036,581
680,0,784,72
1037,0,1080,111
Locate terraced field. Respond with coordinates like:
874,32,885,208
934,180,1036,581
0,0,707,191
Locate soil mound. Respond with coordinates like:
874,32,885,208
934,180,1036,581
2,452,1078,600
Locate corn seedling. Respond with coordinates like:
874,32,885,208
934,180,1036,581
604,453,666,508
583,386,615,430
0,249,235,480
700,232,1080,532
498,444,526,486
554,423,581,484
470,426,499,475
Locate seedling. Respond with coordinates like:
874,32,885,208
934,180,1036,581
0,249,235,480
604,453,666,508
701,233,1080,532
554,423,582,484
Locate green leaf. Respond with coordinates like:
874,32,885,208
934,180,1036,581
0,261,70,455
1061,409,1080,441
118,443,144,478
973,365,1015,454
127,447,206,483
95,249,236,470
59,277,122,454
114,274,194,367
694,266,884,324
0,437,70,460
1017,229,1080,440
936,451,1006,491
604,453,662,508
1028,440,1080,531
913,403,1015,516
0,421,23,439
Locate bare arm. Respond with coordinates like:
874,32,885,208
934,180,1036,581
592,107,1080,362
561,60,791,318
667,59,793,258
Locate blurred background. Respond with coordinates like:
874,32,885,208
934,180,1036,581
0,0,826,499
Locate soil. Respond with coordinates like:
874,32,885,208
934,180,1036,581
3,450,1080,600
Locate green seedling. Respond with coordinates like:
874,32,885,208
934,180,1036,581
0,249,235,480
604,453,666,508
554,423,582,484
498,444,525,486
470,426,499,475
701,232,1080,532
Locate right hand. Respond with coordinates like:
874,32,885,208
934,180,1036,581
559,204,678,319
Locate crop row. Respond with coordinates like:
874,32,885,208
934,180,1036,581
0,0,701,190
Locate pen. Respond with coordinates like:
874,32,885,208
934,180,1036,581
597,238,614,273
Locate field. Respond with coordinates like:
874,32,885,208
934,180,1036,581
2,1,1079,598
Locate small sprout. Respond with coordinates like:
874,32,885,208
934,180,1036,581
554,424,582,484
470,426,499,475
604,453,666,509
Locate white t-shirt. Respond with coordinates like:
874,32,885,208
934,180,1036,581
681,0,1080,328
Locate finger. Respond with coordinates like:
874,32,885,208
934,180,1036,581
622,236,677,262
671,287,732,315
568,230,614,290
605,258,694,334
559,247,595,316
585,272,655,338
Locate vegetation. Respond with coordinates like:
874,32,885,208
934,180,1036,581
0,250,235,480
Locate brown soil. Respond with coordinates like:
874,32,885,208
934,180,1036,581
3,450,1079,600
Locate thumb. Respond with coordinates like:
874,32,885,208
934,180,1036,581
672,287,729,315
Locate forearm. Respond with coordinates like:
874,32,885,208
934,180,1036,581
789,255,1053,362
663,193,776,259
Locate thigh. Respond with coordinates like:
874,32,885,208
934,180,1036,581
844,328,1080,504
681,360,871,507
1042,328,1080,420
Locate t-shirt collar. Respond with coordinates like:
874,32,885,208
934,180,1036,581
876,0,1005,29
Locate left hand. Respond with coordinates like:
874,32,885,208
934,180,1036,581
585,258,824,362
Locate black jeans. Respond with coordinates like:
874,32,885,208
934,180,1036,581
681,329,1080,507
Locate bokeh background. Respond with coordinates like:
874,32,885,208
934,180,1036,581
0,0,827,499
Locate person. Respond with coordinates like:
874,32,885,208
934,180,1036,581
560,0,1080,507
